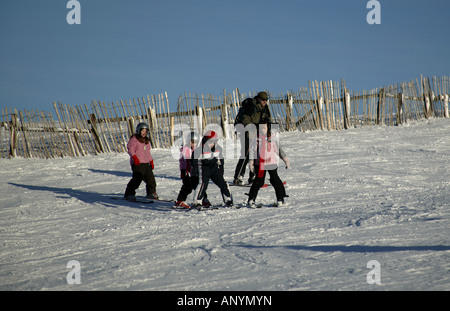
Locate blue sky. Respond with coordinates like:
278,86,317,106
1,0,449,112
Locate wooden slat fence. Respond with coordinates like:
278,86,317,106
1,76,449,159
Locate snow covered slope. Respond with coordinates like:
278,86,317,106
1,119,449,290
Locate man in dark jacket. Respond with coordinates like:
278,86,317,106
233,91,271,185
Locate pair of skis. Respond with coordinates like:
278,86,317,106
110,196,174,204
174,204,220,211
111,196,284,211
174,201,286,210
230,181,286,188
236,202,286,209
110,196,223,211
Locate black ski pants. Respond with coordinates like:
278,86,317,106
177,173,207,202
234,131,255,182
124,163,156,197
195,165,231,203
248,166,286,202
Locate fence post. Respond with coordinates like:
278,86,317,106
170,116,175,146
18,111,31,158
220,90,228,139
424,95,431,119
148,107,158,148
396,93,404,125
444,94,449,118
9,113,19,157
317,96,324,130
89,113,104,153
196,106,203,136
377,88,385,125
126,116,134,139
286,93,293,131
344,91,351,129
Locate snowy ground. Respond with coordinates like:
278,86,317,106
1,119,449,291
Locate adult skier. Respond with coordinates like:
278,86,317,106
233,91,271,186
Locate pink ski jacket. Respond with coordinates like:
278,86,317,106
179,145,193,173
127,135,153,166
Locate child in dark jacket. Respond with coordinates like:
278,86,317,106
192,130,233,207
124,122,158,201
247,120,289,207
174,132,210,209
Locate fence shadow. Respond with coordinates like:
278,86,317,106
8,182,173,212
87,169,180,181
88,169,131,178
231,243,450,253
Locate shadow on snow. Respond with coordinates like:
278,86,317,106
8,182,174,212
232,243,450,253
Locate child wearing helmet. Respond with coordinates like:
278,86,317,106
124,122,158,201
174,131,210,209
191,130,233,207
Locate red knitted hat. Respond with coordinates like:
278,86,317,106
203,130,218,144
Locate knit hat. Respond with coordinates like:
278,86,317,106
257,91,269,101
202,130,218,144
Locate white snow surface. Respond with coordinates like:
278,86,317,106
1,119,449,291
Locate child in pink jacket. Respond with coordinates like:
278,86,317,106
174,131,210,209
247,120,289,207
124,123,158,200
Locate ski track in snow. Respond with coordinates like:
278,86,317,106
1,119,449,290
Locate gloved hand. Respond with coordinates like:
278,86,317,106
249,160,254,173
150,160,154,170
181,169,190,179
132,155,140,166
